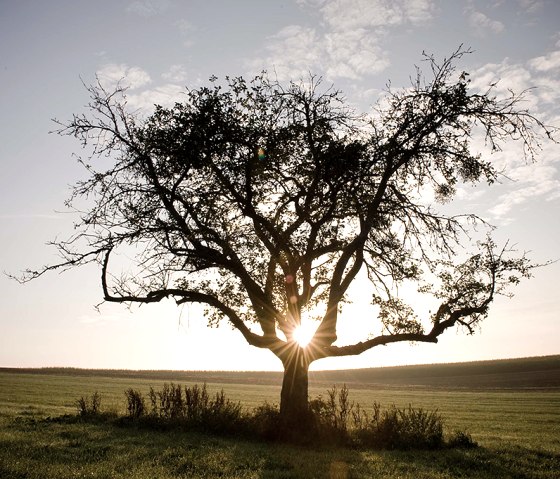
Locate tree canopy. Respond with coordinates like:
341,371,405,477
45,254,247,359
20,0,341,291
22,48,555,419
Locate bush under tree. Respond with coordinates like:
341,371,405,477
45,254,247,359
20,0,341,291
117,383,473,449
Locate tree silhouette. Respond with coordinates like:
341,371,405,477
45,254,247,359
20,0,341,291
23,49,555,426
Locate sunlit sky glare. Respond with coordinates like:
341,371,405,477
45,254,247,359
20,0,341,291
1,0,559,372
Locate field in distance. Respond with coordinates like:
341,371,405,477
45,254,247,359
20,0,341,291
0,355,559,478
2,354,559,390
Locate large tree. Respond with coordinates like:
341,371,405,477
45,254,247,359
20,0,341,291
24,49,555,423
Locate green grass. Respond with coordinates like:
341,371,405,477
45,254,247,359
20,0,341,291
0,367,559,478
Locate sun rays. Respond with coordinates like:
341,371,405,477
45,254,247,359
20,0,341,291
292,320,318,348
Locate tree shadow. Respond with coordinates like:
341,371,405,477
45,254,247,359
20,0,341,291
371,445,560,479
3,414,559,478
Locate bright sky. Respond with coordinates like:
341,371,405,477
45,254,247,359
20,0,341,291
1,0,559,372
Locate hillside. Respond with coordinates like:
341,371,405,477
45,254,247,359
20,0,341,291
2,355,559,391
309,355,560,390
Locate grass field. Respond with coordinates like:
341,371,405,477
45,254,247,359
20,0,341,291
0,357,559,478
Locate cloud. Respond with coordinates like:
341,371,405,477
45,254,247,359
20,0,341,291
471,61,531,91
469,49,560,113
127,84,186,111
469,60,537,113
296,0,328,7
249,24,387,81
528,50,560,72
320,0,434,79
249,0,435,81
321,0,434,29
468,10,505,36
454,187,486,201
324,30,389,79
529,74,560,105
161,64,189,83
247,25,323,80
489,177,560,218
480,149,560,220
126,0,169,17
484,136,560,220
96,63,152,90
518,0,543,13
467,57,560,219
175,19,194,34
321,0,405,29
94,63,191,114
175,19,196,48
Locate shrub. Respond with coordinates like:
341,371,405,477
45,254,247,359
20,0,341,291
355,403,444,449
306,386,445,449
124,388,145,419
447,429,478,449
249,402,281,440
204,388,244,431
148,386,158,416
184,383,209,422
76,391,101,417
73,383,473,451
139,383,243,433
308,385,353,443
76,396,88,416
154,383,184,419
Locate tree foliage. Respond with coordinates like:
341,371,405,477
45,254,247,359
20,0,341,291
23,48,555,372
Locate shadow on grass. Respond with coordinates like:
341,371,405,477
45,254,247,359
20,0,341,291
1,414,558,478
372,446,560,479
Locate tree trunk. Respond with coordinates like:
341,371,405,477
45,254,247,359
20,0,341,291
279,345,310,429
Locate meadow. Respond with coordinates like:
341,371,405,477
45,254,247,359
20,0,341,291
0,356,558,478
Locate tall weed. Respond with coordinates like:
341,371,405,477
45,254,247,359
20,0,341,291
310,385,445,449
76,391,101,417
128,383,243,433
124,388,145,419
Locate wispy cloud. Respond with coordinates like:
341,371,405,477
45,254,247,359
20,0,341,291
126,0,169,17
488,162,560,218
467,9,505,36
518,0,544,14
161,64,189,83
175,19,196,48
470,48,560,115
528,50,560,72
95,61,193,111
487,161,559,224
320,0,434,29
467,54,560,220
248,25,323,80
323,29,389,80
127,83,186,111
96,63,152,90
472,61,530,87
248,0,435,81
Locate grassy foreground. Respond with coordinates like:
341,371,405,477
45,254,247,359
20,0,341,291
0,368,559,478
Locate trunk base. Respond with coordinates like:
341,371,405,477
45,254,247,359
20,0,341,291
279,346,312,438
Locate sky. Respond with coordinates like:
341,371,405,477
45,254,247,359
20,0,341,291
1,0,559,372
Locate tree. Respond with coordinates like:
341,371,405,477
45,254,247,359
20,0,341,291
22,49,555,427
